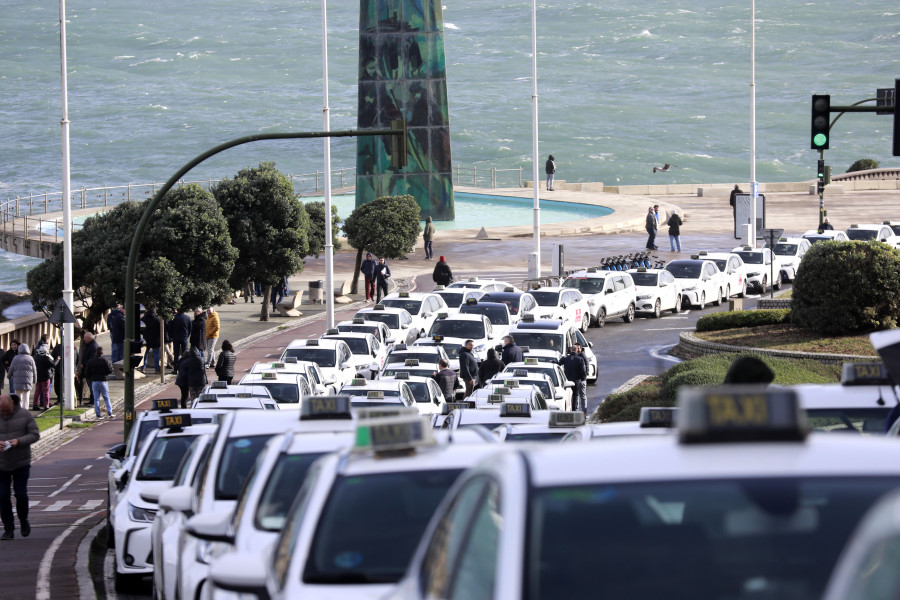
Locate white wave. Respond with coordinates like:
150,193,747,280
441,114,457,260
498,146,511,151
129,57,174,67
444,22,459,30
230,58,243,61
142,104,169,110
689,115,706,120
113,56,135,60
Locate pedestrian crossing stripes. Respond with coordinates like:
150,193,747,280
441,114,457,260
35,499,105,512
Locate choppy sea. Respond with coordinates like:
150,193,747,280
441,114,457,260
1,0,897,289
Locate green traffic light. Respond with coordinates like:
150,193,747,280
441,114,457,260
813,133,828,147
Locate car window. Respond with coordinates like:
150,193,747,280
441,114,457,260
613,277,625,292
622,275,634,288
447,482,501,599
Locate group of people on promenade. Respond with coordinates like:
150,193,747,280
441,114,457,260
645,204,684,252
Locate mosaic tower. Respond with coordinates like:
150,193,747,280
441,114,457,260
356,0,454,220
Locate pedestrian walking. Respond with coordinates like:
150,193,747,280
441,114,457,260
667,210,683,252
729,184,743,207
360,252,377,302
558,346,587,413
214,340,236,384
432,256,453,287
545,154,556,191
501,335,524,365
243,281,255,303
0,393,40,540
431,359,459,403
458,339,478,396
84,346,114,419
170,308,192,371
3,341,19,395
32,345,56,411
423,216,436,260
205,307,220,368
107,305,126,364
8,345,36,411
645,206,658,250
374,257,391,304
141,308,161,372
190,309,207,363
477,348,504,387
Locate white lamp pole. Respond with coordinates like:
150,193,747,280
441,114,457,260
528,0,541,278
59,0,75,410
750,0,758,246
321,0,335,329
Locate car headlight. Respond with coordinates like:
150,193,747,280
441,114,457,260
636,294,652,300
195,540,221,565
474,344,485,352
128,503,157,523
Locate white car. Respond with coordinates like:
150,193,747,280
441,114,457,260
506,317,598,383
385,387,900,600
527,286,593,331
489,370,571,411
447,277,521,293
458,299,514,338
335,317,392,346
192,383,278,410
501,362,573,406
438,401,553,431
238,371,311,409
493,410,587,442
431,285,485,314
802,228,850,244
280,338,358,392
772,236,811,282
701,251,749,298
354,305,422,345
320,330,388,379
248,358,330,396
380,372,446,415
478,289,538,322
664,256,726,309
426,313,498,366
626,267,681,317
845,223,900,249
562,270,637,328
382,343,449,371
380,291,449,336
730,245,780,292
207,415,499,600
338,378,417,409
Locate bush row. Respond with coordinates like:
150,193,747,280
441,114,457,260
695,309,790,332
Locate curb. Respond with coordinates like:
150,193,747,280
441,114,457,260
677,330,876,365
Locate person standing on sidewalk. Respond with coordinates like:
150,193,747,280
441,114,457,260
374,257,392,304
0,393,39,540
3,341,19,395
205,307,220,368
190,309,208,364
360,252,377,302
141,308,161,373
667,210,683,252
545,155,556,191
423,216,436,260
558,346,587,413
214,340,236,384
7,345,36,412
170,308,192,372
645,206,658,250
32,345,56,411
84,346,114,419
458,339,478,397
183,347,207,403
107,305,126,364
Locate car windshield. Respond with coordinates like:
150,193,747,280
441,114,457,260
253,453,325,531
429,320,486,339
846,229,878,241
665,262,703,279
505,431,568,442
303,470,461,584
449,282,481,289
215,435,274,500
459,305,509,325
734,252,764,264
405,381,433,403
773,244,798,256
255,382,300,405
481,294,522,315
562,278,605,295
283,348,336,368
890,225,900,236
506,365,560,386
527,477,900,600
434,291,465,307
380,299,423,315
805,408,890,435
137,435,199,481
804,235,831,244
338,324,380,339
510,332,565,353
497,379,552,398
629,272,659,287
343,387,401,397
387,352,439,365
349,399,406,408
329,337,368,355
529,291,562,307
357,312,400,329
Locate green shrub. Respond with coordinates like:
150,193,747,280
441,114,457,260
791,241,900,336
696,309,790,332
660,368,724,403
605,396,675,423
847,158,879,173
595,378,662,422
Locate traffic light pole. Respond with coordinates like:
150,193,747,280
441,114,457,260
818,150,826,228
122,127,403,439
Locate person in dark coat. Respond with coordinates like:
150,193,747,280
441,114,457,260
374,257,392,304
0,393,40,540
31,334,49,356
545,155,556,191
182,347,207,402
431,359,458,403
360,252,377,302
477,348,504,388
432,256,453,286
107,305,126,364
175,350,191,409
558,346,587,413
501,336,524,366
666,210,683,252
458,340,478,397
423,217,435,260
32,346,56,411
214,340,236,385
169,309,192,371
141,308,161,372
729,185,743,207
84,347,114,418
78,332,99,407
3,341,19,395
645,206,658,250
0,344,5,393
190,309,207,362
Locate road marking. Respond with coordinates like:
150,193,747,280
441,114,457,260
29,500,41,508
36,510,102,600
44,500,72,512
77,520,106,600
83,464,93,471
79,499,103,511
48,473,81,498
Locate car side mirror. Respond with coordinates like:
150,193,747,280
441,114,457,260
605,289,613,294
113,468,129,492
401,324,409,329
341,361,353,370
158,485,195,515
106,442,126,462
209,553,270,600
560,302,567,308
186,512,235,544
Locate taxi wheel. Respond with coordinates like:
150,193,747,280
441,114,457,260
652,299,661,318
713,288,723,306
580,312,590,332
623,303,635,323
697,292,706,310
760,276,768,294
738,282,747,298
774,274,783,291
672,295,681,314
595,308,606,328
725,284,731,299
106,487,115,549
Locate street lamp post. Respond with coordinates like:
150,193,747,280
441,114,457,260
528,0,541,279
321,0,335,330
58,0,75,411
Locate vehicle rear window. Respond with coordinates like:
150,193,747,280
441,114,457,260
562,278,605,295
256,382,300,405
529,291,562,307
734,252,764,264
381,299,423,315
629,273,659,287
283,348,336,368
459,305,509,325
805,408,890,435
429,320,486,339
356,312,400,330
773,244,797,256
846,229,878,241
665,263,702,278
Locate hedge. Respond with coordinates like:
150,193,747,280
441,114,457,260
696,309,791,332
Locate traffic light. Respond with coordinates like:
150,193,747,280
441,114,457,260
390,119,407,169
811,94,830,150
817,159,825,179
816,160,826,196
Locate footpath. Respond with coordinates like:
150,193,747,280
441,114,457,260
7,184,900,599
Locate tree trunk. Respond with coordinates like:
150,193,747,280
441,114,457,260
259,284,271,321
350,248,364,295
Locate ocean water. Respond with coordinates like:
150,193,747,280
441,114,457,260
1,0,896,287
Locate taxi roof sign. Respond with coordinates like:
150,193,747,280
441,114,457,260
198,394,217,403
504,286,516,292
211,381,228,389
404,359,420,366
366,390,385,399
271,362,286,369
549,411,586,428
393,371,410,379
586,267,598,273
373,304,385,310
350,378,368,386
306,339,319,346
514,369,529,377
284,357,298,364
261,372,277,380
399,291,410,298
441,402,468,415
300,396,352,421
522,314,536,322
159,413,192,430
492,386,511,395
325,328,339,335
152,398,176,413
500,402,532,418
841,362,891,386
393,343,408,350
465,297,478,305
678,386,807,444
639,406,677,428
504,380,520,388
636,267,647,272
520,346,530,352
352,317,366,324
432,335,444,342
488,393,504,403
524,357,539,364
468,276,478,282
433,285,445,290
436,312,449,319
354,415,435,454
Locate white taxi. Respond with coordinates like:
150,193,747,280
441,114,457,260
626,267,681,318
562,406,678,441
382,343,448,371
320,329,388,379
506,317,598,383
238,371,310,409
701,250,749,298
772,236,811,282
802,228,850,244
335,317,392,347
664,256,726,309
489,370,570,411
380,371,445,415
447,277,521,293
562,270,637,328
731,245,781,292
845,223,900,249
354,304,422,345
280,338,358,392
430,285,485,314
426,313,498,365
527,285,593,331
380,291,449,336
338,377,417,409
493,410,586,442
248,358,330,396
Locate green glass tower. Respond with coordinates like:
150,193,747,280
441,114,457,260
356,0,454,220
